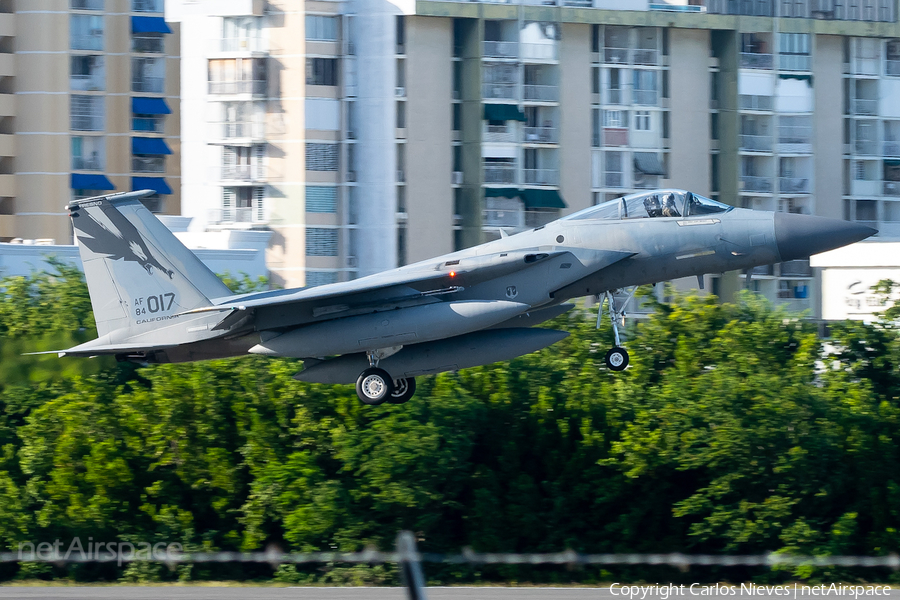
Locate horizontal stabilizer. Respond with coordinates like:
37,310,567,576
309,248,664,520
25,340,174,357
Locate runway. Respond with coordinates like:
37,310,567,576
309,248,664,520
0,587,893,600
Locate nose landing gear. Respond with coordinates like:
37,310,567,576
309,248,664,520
356,351,417,405
598,288,636,371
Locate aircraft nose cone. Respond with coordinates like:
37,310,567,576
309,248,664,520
774,212,877,262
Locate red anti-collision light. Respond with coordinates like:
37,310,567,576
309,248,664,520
449,271,456,278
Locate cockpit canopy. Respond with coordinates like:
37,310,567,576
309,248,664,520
561,190,733,222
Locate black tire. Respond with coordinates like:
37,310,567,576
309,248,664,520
356,367,394,405
604,347,629,371
388,377,416,404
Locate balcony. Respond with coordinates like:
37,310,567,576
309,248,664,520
71,113,103,131
484,124,516,143
71,73,104,92
71,35,103,52
779,177,810,194
482,83,517,100
779,54,811,71
884,141,900,157
213,38,268,54
741,175,772,192
739,94,774,111
484,164,517,184
632,49,658,66
209,121,266,141
210,208,265,225
603,128,628,147
132,77,164,93
209,80,267,96
132,35,164,53
220,164,265,181
852,98,878,115
523,84,558,102
855,140,878,155
72,157,102,171
604,48,629,64
483,208,524,228
521,43,557,62
748,264,774,276
133,116,163,133
632,90,658,106
740,134,773,152
605,172,624,187
778,127,812,154
888,60,900,77
605,88,625,105
482,41,517,59
780,259,812,277
523,126,558,144
740,53,773,69
71,0,103,8
133,0,164,11
884,181,900,196
132,155,165,173
523,168,559,186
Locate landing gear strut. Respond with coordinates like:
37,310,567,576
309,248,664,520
355,350,416,405
598,288,636,371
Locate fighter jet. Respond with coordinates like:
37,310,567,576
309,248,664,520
52,189,874,405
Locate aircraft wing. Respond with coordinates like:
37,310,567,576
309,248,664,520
182,249,575,332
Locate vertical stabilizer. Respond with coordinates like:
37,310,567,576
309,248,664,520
69,190,234,337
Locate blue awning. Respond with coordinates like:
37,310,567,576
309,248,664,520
131,16,172,34
132,177,172,195
132,137,172,155
70,173,115,191
132,97,171,115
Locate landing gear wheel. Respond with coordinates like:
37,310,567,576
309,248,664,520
605,347,629,371
356,368,394,405
388,377,416,404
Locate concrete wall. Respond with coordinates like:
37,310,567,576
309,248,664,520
668,28,711,195
406,16,453,262
559,23,592,215
813,34,844,220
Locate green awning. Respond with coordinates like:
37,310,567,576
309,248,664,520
779,73,813,83
483,103,526,122
484,188,522,199
885,159,900,167
522,189,566,209
634,152,666,176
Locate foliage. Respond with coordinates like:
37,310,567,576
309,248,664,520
0,271,898,584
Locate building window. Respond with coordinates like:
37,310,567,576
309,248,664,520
141,194,162,213
72,136,104,170
396,101,406,129
306,58,338,86
71,15,103,51
132,0,163,11
71,0,103,10
70,55,104,91
306,186,337,213
133,114,164,133
132,57,165,93
592,108,601,147
132,32,164,53
605,151,624,188
71,95,104,131
306,15,339,41
604,109,626,128
306,271,339,287
222,186,265,223
632,70,658,105
635,110,650,131
133,154,165,173
306,228,339,256
306,143,339,171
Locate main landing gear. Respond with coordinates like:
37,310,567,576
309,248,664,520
355,351,417,406
598,288,636,371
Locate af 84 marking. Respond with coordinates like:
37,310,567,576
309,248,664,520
134,293,175,316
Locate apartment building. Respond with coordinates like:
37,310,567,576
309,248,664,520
171,0,899,316
0,0,180,245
